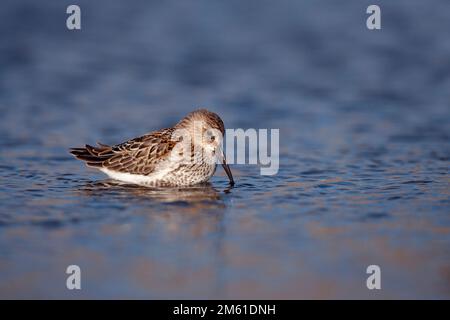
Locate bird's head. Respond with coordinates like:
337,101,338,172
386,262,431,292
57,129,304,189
174,109,234,185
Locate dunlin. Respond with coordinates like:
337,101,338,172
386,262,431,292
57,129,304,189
70,109,234,187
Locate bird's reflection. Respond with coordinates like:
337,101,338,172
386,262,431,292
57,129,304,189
73,179,231,294
75,179,229,238
77,179,233,204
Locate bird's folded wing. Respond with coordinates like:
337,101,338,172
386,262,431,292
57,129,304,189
102,127,177,175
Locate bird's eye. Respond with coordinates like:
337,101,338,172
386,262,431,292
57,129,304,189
205,130,216,142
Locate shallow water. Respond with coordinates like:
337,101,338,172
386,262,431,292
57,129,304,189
0,0,449,298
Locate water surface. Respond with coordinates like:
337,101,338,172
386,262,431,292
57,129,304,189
0,0,449,298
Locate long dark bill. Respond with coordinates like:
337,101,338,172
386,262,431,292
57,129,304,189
221,154,234,186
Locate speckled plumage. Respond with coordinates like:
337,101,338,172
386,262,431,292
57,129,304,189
70,109,234,187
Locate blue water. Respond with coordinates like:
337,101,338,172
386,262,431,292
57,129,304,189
0,0,449,298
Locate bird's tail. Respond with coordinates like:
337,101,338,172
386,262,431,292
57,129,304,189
69,143,114,168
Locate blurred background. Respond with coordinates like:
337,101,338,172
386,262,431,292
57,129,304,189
0,0,449,298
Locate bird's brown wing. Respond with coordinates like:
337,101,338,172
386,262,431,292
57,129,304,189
70,128,178,175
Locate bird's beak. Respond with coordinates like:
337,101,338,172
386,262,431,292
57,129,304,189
219,148,234,186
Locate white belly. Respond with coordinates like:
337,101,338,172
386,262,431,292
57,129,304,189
99,162,216,187
100,167,173,185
